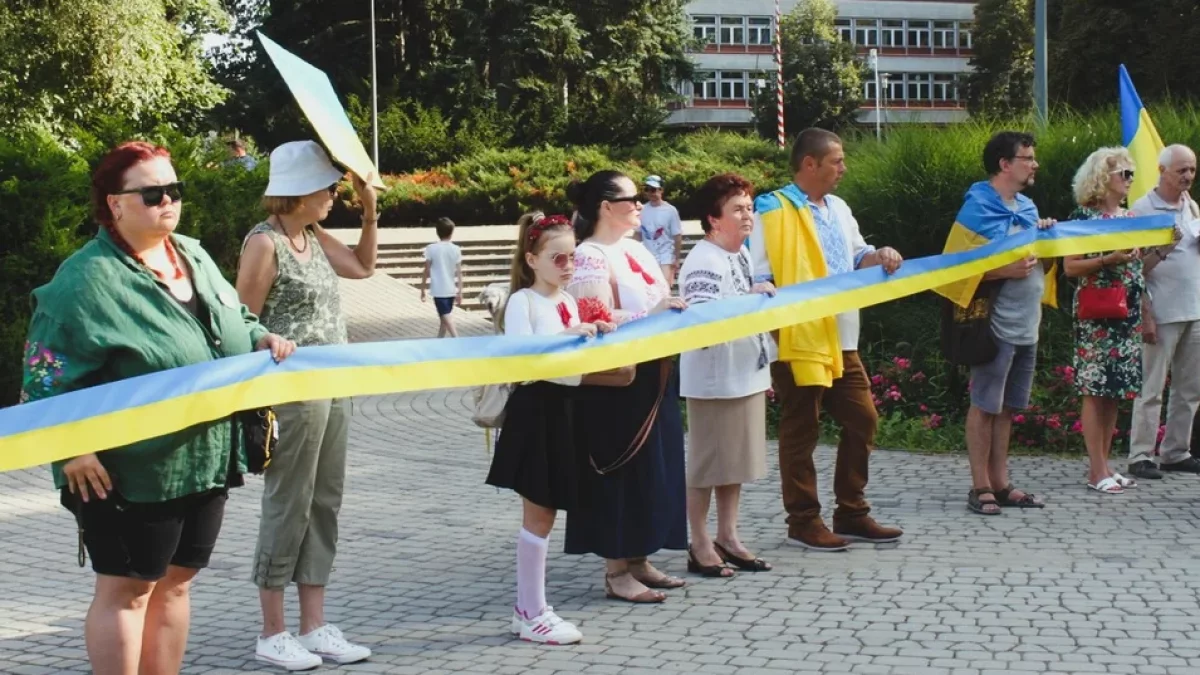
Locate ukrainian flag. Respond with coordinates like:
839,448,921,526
1119,64,1165,204
933,181,1057,308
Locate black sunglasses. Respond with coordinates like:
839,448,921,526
1111,168,1135,181
114,181,185,206
606,195,642,204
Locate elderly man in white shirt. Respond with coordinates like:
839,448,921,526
1127,144,1200,480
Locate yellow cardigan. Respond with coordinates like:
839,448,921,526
756,189,844,387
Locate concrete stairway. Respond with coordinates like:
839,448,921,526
376,234,707,313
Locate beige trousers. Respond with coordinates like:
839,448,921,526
1129,321,1200,464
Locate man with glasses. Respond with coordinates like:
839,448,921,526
634,175,683,287
1127,144,1200,479
957,131,1056,515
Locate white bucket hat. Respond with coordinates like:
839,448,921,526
264,141,345,197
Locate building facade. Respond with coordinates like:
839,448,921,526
667,0,976,128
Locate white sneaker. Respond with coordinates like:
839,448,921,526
255,632,322,671
297,624,372,664
510,606,583,645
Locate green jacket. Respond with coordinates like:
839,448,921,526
21,229,270,502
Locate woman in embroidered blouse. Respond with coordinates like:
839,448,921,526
21,141,294,675
679,174,776,577
564,170,690,603
1064,147,1153,495
236,141,378,669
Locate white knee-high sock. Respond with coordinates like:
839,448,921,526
515,528,549,619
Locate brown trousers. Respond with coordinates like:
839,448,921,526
771,351,877,535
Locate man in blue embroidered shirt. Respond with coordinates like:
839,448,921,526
748,128,904,552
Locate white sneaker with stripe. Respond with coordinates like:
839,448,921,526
509,606,583,645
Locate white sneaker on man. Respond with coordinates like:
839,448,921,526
510,606,583,645
255,632,322,671
297,624,372,664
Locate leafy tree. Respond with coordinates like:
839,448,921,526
751,0,863,139
1050,0,1200,110
0,0,230,133
964,0,1034,118
211,0,695,161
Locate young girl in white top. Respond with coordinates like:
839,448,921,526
485,212,614,645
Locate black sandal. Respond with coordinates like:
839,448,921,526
687,547,734,578
967,488,1002,515
713,542,772,572
995,484,1045,509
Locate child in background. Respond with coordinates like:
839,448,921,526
634,175,683,288
485,212,614,645
420,217,463,337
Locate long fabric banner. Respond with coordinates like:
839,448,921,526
0,216,1173,473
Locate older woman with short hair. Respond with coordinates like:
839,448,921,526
679,174,776,577
22,141,294,675
237,141,379,669
1064,147,1153,495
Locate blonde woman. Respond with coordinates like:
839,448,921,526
1063,147,1153,495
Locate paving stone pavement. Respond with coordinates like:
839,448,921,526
5,274,1200,674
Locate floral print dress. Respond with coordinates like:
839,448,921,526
1071,207,1145,399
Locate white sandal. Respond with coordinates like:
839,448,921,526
1111,472,1138,489
1087,476,1125,494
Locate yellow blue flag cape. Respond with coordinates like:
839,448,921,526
934,181,1057,308
1120,64,1165,204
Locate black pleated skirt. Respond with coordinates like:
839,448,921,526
485,381,580,511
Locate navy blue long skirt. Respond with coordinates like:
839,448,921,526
564,359,687,559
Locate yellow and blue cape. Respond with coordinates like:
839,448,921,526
934,181,1058,309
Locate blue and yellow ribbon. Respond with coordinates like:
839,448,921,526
0,216,1173,474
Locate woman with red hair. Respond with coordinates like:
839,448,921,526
20,141,294,675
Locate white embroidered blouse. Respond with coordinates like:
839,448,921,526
567,238,670,324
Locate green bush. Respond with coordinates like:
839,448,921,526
0,129,92,405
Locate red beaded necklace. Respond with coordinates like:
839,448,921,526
105,224,186,281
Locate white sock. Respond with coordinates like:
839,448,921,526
515,528,549,619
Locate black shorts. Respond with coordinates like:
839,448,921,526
433,296,455,316
61,488,227,581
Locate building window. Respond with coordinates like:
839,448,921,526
720,71,748,100
720,16,745,45
748,17,773,45
864,79,878,101
932,21,956,48
958,22,973,49
855,19,879,46
882,20,905,47
932,73,957,100
907,73,931,101
835,18,852,43
693,16,717,43
694,71,717,99
907,20,931,48
885,76,905,101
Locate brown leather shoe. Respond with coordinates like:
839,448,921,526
786,522,850,552
833,516,903,543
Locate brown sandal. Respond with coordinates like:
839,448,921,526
628,558,687,589
604,572,666,604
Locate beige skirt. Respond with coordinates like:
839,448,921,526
686,393,768,489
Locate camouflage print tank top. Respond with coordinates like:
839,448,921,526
246,221,348,347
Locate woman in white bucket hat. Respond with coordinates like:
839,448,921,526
235,140,379,670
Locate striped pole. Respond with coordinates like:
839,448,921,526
775,0,785,148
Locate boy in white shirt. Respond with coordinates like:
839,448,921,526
634,175,683,287
420,217,463,337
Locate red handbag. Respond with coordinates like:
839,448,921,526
1076,285,1129,320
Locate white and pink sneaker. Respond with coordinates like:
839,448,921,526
509,606,583,645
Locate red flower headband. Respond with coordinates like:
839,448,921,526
528,214,572,241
